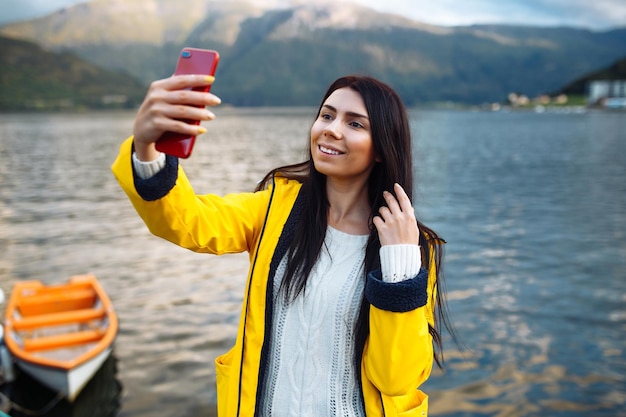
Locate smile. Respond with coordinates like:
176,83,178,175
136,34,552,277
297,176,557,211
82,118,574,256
319,145,343,155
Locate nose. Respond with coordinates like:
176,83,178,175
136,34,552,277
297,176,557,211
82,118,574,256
323,119,343,139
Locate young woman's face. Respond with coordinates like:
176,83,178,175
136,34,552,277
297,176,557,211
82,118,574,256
310,87,378,184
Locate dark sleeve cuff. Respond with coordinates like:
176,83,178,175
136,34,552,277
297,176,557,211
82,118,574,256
133,153,179,201
365,267,429,312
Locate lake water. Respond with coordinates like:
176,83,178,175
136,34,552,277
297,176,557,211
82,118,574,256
0,108,624,416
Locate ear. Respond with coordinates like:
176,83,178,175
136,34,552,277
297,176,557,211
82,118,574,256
374,153,382,163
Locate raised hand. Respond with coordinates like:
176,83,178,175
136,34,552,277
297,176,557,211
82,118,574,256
373,183,421,246
132,74,221,161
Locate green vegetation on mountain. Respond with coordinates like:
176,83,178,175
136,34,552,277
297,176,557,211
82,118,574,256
554,55,626,96
1,1,625,108
0,36,146,111
211,20,626,106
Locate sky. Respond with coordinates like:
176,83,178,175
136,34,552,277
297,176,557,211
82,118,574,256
0,0,625,29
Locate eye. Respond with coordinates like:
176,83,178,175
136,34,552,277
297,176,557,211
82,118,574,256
350,121,365,129
320,113,333,120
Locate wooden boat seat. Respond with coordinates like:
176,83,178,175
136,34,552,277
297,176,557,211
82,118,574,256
12,307,107,331
22,329,105,352
17,288,97,316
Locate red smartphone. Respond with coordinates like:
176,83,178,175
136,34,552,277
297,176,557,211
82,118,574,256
155,47,220,158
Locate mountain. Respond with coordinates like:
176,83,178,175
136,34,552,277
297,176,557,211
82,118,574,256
554,55,626,96
1,0,625,106
0,35,146,111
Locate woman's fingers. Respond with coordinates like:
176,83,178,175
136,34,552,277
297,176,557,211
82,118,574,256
165,89,221,107
393,183,415,214
374,183,420,246
133,74,220,147
382,190,401,216
152,75,221,107
150,112,206,137
156,74,214,92
158,103,215,123
379,184,414,219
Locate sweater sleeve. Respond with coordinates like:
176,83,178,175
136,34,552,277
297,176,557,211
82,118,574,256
132,152,166,179
379,244,421,283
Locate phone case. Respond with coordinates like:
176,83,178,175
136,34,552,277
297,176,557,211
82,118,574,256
155,48,220,158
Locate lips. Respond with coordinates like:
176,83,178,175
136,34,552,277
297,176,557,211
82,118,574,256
319,144,344,155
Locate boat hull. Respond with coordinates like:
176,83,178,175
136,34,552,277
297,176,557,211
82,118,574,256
14,346,113,401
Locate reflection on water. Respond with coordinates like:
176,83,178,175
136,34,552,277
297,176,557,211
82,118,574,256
2,354,121,417
0,108,625,416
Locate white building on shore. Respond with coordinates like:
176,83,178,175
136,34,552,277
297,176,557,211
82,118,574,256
587,80,626,107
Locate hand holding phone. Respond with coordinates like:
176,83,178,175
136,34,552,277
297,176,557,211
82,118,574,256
155,47,220,158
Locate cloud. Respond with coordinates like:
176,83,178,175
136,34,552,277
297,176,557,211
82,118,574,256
0,0,87,24
485,0,626,28
356,0,626,29
1,0,624,29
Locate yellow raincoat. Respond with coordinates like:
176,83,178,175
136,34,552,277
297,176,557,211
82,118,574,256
112,136,437,416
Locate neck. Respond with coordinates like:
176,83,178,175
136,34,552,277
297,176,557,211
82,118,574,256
325,177,371,235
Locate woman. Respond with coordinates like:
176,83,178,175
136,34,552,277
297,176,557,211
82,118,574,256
112,73,449,416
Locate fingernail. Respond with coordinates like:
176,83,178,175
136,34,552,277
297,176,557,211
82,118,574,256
198,127,207,134
205,75,215,83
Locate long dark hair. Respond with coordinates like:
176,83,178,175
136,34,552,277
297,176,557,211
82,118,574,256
256,75,452,368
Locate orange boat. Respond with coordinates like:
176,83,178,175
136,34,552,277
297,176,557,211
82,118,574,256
3,274,118,401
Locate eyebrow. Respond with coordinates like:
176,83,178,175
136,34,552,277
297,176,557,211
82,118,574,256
322,104,369,120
